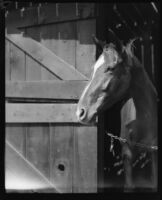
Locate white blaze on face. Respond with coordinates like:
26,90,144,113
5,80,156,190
92,49,119,79
78,51,115,108
92,54,105,78
77,54,106,112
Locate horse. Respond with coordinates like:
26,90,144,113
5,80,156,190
76,30,158,191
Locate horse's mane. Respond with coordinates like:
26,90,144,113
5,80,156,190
124,39,158,98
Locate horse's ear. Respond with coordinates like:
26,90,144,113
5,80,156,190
108,29,123,52
92,35,106,50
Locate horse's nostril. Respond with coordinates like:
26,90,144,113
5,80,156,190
79,108,86,120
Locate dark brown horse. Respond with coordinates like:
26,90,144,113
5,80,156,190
76,31,158,191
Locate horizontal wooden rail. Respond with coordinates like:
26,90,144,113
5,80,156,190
6,81,88,100
6,34,88,81
6,103,79,123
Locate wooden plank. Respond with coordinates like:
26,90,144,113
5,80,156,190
24,26,41,42
6,3,95,31
50,125,73,193
6,3,38,29
26,56,42,81
5,40,10,80
24,27,59,80
6,81,87,100
76,19,96,78
37,3,95,26
6,103,78,123
5,10,23,34
40,24,60,80
6,34,88,80
10,42,26,81
26,124,50,180
73,126,97,192
6,124,26,155
8,39,27,161
38,3,57,24
40,24,59,55
41,67,59,80
5,140,58,192
21,7,38,27
58,3,76,21
40,23,77,79
57,22,76,67
78,3,95,18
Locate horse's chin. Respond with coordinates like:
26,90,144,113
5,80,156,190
78,114,98,125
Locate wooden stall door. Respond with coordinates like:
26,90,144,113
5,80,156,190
5,12,97,192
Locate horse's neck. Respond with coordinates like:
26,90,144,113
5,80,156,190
130,59,157,129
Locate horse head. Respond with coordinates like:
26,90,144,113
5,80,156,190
76,30,134,124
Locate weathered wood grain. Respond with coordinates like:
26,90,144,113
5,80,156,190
24,27,59,80
10,43,26,81
58,3,76,22
57,22,76,67
24,26,41,41
76,19,96,78
6,34,88,80
26,124,50,179
37,3,95,26
6,3,95,30
41,67,59,80
40,24,59,55
25,56,42,81
78,3,95,18
6,81,87,100
21,7,38,27
50,125,73,193
6,124,26,155
6,103,78,123
5,10,23,34
38,3,57,24
5,140,58,192
73,126,97,192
